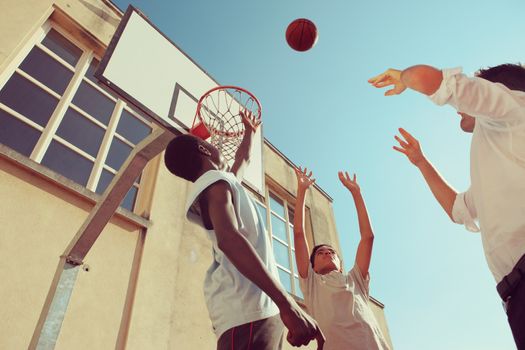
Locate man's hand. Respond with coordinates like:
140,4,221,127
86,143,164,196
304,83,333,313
240,109,261,134
393,128,426,167
368,68,407,96
295,167,316,193
338,171,360,195
279,297,325,349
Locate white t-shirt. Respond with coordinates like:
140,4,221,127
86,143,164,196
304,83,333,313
185,170,280,338
300,264,390,350
429,67,525,282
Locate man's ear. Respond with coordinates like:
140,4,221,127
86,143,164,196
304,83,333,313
198,144,211,156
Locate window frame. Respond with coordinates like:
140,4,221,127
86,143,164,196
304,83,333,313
250,182,312,300
0,19,153,213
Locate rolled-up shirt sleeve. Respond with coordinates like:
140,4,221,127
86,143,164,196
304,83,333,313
452,188,480,232
428,67,523,121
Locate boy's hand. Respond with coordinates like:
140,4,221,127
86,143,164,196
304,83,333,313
295,167,316,193
279,297,325,349
338,171,360,194
240,109,261,133
368,68,407,96
393,128,425,166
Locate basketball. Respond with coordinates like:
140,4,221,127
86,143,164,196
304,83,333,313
286,18,318,52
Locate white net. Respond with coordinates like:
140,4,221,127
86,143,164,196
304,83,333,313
197,86,261,162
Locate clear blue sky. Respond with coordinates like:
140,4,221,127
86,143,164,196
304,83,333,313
112,1,524,349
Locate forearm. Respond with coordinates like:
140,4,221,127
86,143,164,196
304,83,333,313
351,191,374,240
231,130,255,176
416,157,457,220
401,65,443,96
235,130,255,163
218,231,291,308
293,189,310,278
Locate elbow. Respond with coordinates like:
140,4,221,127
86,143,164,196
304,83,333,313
402,65,442,95
216,231,240,254
361,233,374,243
293,228,304,236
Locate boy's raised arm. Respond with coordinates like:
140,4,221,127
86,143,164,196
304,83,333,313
293,167,316,279
338,171,375,278
230,110,261,179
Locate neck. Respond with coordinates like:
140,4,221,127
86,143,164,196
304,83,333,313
195,161,218,178
315,266,339,275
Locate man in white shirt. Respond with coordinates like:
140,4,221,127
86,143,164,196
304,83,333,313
369,64,525,349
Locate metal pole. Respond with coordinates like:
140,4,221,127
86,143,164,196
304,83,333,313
29,128,176,349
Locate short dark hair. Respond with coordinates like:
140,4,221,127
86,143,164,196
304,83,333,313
164,134,206,182
476,63,525,92
310,244,337,268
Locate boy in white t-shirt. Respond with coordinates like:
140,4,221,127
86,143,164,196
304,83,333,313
164,112,324,350
293,167,390,350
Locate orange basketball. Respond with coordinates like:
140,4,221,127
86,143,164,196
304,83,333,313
286,18,318,52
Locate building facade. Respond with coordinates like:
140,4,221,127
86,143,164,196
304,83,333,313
0,1,392,348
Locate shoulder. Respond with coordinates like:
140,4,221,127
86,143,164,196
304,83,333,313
185,170,236,225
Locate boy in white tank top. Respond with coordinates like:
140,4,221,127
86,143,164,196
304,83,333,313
164,112,324,350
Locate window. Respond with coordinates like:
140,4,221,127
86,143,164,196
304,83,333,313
0,24,153,211
254,190,304,299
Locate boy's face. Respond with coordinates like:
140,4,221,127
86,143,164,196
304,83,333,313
457,112,475,133
313,245,341,274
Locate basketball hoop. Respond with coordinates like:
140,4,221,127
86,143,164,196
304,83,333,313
190,86,262,162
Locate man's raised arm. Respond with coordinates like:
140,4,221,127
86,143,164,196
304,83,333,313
393,128,457,220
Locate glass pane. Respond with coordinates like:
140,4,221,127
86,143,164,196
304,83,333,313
255,202,267,229
277,267,292,294
291,251,298,276
41,140,93,186
41,29,82,67
106,138,132,170
271,213,288,242
289,224,295,249
121,186,138,211
269,193,285,217
0,109,41,156
85,58,100,84
96,168,113,194
56,108,104,157
273,238,291,269
72,81,115,125
96,169,138,210
288,207,295,248
288,207,295,223
294,277,303,299
116,109,152,144
19,46,74,95
0,72,58,127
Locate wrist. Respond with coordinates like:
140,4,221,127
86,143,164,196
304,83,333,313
297,187,308,196
274,292,294,310
415,156,429,169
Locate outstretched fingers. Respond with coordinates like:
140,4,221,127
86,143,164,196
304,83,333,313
368,71,390,85
392,145,408,155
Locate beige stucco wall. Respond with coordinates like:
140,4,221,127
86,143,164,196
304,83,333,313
0,1,391,349
0,155,142,350
0,0,119,72
0,1,138,350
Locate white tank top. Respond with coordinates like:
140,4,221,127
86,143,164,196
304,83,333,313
185,170,279,338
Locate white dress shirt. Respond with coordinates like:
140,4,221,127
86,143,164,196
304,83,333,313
429,67,525,282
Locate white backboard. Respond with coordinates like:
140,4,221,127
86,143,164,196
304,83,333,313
96,6,264,194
